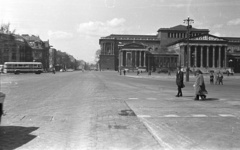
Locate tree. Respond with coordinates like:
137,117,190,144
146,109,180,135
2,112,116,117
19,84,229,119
95,49,101,63
0,23,16,35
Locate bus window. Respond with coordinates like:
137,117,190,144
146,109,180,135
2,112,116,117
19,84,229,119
33,64,38,68
24,64,29,68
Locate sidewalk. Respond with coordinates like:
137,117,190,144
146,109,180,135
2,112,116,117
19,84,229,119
124,72,240,80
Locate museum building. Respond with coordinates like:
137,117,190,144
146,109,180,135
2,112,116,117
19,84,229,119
99,25,240,73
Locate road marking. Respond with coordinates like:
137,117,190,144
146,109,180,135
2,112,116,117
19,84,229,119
164,114,180,117
191,114,208,117
128,98,138,100
146,98,157,100
137,115,151,118
218,114,235,117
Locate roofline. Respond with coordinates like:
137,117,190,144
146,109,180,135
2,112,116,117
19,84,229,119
158,28,209,32
4,62,42,64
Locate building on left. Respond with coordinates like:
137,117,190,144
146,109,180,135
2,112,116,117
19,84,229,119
0,33,32,63
0,33,51,71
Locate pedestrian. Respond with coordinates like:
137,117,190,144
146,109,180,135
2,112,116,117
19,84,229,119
148,70,151,76
168,69,171,76
176,66,184,97
210,72,214,84
52,67,56,74
193,69,208,100
137,70,140,75
227,70,230,76
218,71,223,85
214,72,219,85
123,69,126,75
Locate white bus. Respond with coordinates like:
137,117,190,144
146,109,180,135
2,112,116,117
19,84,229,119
3,62,43,74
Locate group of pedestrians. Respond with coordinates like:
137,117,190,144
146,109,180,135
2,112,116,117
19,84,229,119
210,71,223,85
175,66,208,100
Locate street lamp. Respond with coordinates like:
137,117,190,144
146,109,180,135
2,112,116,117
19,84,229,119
183,16,194,82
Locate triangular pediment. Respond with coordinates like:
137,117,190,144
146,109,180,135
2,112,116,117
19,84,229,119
190,34,228,42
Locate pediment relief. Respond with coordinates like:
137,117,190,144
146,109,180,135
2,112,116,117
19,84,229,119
190,34,227,42
122,43,146,49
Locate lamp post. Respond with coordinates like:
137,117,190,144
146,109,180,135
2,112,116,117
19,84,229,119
183,16,194,82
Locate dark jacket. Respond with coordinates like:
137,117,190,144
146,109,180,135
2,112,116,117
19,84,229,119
176,71,184,87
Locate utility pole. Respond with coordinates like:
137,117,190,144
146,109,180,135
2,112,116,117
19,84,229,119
183,16,194,82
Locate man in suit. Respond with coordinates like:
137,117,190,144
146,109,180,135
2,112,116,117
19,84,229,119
176,66,184,97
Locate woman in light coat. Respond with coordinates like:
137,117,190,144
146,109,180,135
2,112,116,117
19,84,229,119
193,70,208,100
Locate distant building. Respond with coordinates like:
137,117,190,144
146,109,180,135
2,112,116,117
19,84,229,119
49,48,56,69
22,34,50,71
99,25,240,73
0,33,32,64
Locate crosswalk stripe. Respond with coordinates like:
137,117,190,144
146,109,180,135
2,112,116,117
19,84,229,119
128,98,138,100
137,115,151,118
191,114,207,117
218,114,235,117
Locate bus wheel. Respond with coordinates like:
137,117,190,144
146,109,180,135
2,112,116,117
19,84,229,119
14,71,20,74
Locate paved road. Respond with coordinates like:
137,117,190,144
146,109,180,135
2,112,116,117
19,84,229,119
1,71,240,150
0,72,160,150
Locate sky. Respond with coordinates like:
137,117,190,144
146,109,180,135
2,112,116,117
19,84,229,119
1,0,240,63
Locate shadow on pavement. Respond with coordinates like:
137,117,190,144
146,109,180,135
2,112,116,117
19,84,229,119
0,126,38,150
201,98,219,101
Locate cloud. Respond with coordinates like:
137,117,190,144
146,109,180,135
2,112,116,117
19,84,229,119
77,18,127,37
212,32,221,37
48,30,73,39
227,18,240,26
213,24,223,29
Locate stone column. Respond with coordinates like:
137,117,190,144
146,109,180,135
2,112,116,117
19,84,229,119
206,46,209,67
224,46,227,68
194,46,197,67
111,43,113,55
101,43,104,54
201,46,203,67
219,46,221,68
139,51,142,67
179,46,184,67
121,51,123,67
131,51,133,67
213,46,215,68
144,51,146,67
103,43,105,55
135,51,137,67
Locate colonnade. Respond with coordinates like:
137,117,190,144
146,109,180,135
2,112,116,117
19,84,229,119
119,50,147,68
180,44,228,68
101,42,114,55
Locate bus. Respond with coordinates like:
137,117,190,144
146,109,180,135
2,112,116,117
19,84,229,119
0,65,3,73
3,62,43,74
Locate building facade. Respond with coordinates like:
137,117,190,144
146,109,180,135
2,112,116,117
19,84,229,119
22,34,50,71
99,25,240,73
0,33,32,64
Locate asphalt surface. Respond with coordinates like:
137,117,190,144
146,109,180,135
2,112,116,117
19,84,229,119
0,71,240,150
